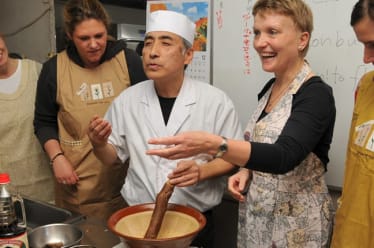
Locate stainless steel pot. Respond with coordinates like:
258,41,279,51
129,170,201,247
27,223,91,248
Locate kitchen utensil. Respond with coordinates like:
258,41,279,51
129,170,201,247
107,203,206,248
144,181,175,239
28,223,83,248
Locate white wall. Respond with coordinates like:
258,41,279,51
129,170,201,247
0,0,56,63
0,0,146,63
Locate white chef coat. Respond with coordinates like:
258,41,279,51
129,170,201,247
106,77,242,212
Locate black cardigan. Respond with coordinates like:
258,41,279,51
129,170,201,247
246,76,336,174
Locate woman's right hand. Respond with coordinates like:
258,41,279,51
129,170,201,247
52,155,79,185
87,115,112,148
228,168,251,202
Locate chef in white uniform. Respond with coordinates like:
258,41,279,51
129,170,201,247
88,10,242,247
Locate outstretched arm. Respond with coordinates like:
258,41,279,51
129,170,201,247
147,131,251,167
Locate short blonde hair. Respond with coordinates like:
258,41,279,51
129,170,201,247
252,0,313,56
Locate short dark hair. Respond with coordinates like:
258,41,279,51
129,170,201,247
351,0,374,26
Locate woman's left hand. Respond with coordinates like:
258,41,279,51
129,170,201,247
228,168,250,202
168,160,200,187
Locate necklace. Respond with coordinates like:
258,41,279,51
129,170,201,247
265,61,312,111
266,82,291,110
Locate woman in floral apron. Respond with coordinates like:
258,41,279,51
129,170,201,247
146,0,336,247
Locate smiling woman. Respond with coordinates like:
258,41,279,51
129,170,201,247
33,0,147,221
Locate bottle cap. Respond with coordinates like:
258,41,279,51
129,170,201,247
0,173,10,184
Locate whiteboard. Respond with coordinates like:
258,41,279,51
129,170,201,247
212,0,371,188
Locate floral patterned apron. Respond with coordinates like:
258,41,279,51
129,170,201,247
238,62,333,248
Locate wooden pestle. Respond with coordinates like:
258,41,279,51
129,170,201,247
144,181,175,239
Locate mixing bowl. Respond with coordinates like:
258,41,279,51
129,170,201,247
28,223,83,248
107,203,206,248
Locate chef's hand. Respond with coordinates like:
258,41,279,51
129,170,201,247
168,160,200,187
88,115,112,148
52,155,79,185
228,168,251,202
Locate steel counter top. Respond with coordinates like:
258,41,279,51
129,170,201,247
75,216,120,248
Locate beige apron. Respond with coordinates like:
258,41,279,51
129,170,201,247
56,51,130,220
331,71,374,248
0,59,54,203
237,62,333,248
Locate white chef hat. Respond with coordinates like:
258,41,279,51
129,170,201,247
146,10,196,47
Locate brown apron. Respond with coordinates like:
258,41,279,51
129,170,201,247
56,51,130,220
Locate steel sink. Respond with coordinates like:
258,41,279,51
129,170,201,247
15,197,85,230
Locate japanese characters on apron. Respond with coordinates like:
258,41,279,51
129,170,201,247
238,62,333,248
331,71,374,248
56,51,130,220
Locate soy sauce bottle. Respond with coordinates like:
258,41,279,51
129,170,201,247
0,173,28,248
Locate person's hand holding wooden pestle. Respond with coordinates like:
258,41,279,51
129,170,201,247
144,181,175,239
